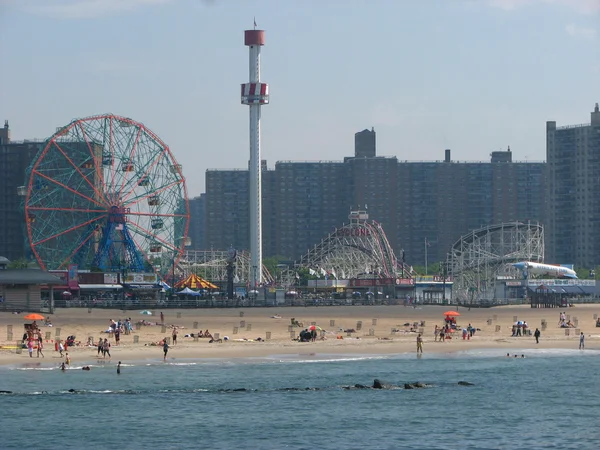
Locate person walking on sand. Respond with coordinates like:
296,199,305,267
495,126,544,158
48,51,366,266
58,341,65,357
37,339,44,358
97,336,104,356
160,311,164,324
163,338,169,361
416,333,423,354
534,328,541,344
579,332,585,350
27,339,34,358
172,327,178,345
103,338,111,359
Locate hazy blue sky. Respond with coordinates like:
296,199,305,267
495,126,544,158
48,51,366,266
1,0,598,196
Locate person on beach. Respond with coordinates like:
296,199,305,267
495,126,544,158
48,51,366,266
37,340,44,358
65,352,71,366
117,361,121,374
59,362,66,371
579,332,585,350
434,325,439,342
163,338,169,361
103,338,111,359
416,334,423,353
27,339,34,357
58,341,65,357
534,328,541,344
439,327,445,342
172,327,178,345
97,337,104,356
160,312,164,324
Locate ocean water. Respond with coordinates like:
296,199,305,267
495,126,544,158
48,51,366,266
2,348,599,450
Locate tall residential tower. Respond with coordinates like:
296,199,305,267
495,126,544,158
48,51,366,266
546,103,600,266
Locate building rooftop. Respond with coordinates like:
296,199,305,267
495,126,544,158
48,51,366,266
0,269,63,285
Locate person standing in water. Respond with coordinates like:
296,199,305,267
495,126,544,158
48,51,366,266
163,338,169,361
117,361,121,374
416,334,423,354
579,332,585,350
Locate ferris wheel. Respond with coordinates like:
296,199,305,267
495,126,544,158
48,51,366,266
24,113,189,275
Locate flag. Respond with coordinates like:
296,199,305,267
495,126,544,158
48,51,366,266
341,270,346,279
331,268,337,279
425,238,431,247
254,17,257,28
234,275,240,283
320,268,327,277
309,268,316,276
295,272,300,280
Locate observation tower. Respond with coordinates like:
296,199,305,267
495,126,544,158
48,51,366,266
241,24,269,287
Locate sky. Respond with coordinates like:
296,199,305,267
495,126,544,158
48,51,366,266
1,0,599,196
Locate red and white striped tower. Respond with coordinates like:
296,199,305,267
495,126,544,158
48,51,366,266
241,25,269,287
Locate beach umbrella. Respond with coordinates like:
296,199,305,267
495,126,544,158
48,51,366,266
23,313,44,321
443,311,460,317
140,310,152,315
309,325,323,331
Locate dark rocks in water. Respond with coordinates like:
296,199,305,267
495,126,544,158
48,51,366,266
68,389,77,393
373,378,393,389
404,382,431,389
0,390,12,394
457,381,474,386
342,384,370,390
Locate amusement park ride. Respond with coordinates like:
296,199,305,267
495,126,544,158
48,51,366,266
23,114,190,277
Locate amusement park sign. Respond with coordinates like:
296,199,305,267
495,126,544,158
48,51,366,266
333,227,371,237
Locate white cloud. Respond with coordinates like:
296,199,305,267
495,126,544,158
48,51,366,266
25,0,174,19
487,0,600,14
565,23,597,39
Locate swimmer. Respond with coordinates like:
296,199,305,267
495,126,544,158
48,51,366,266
82,366,91,371
506,353,510,357
521,354,525,358
59,362,66,371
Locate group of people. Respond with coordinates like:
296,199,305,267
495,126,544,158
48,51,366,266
511,321,529,336
96,338,112,359
558,312,576,328
107,318,134,345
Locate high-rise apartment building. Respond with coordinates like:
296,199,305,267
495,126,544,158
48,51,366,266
546,104,600,267
188,194,206,250
397,149,546,267
0,121,42,261
201,127,546,266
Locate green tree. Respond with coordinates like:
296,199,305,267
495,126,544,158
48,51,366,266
8,258,31,269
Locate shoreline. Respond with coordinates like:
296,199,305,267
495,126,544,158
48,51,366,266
1,337,596,367
1,304,597,366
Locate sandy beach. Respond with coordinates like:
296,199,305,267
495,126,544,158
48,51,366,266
1,304,598,365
